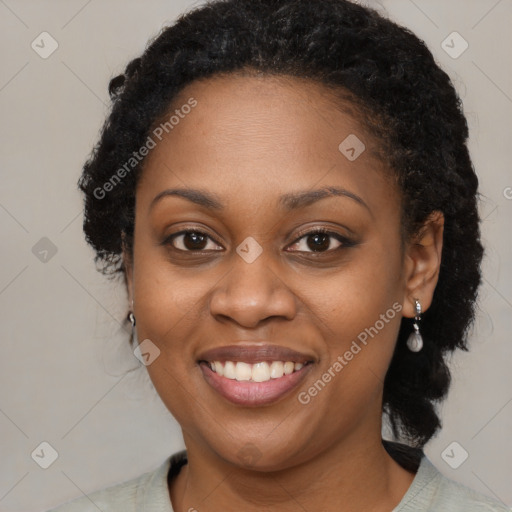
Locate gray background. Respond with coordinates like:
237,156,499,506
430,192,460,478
1,0,511,510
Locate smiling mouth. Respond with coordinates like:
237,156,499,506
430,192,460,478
196,344,316,406
200,360,312,382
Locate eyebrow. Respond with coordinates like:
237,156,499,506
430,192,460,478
150,186,370,213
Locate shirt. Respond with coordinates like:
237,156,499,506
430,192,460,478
46,445,510,511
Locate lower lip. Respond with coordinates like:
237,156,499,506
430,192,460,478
199,362,312,406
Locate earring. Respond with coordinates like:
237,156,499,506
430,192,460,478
406,299,423,352
128,298,135,327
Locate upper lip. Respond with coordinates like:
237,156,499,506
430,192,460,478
197,343,315,364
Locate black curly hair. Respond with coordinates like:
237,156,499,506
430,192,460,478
78,0,483,448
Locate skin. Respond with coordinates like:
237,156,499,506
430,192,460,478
123,73,444,511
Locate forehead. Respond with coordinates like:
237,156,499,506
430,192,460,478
137,73,397,215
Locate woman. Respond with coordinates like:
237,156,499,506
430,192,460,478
47,0,508,510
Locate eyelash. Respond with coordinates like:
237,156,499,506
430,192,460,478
163,227,355,254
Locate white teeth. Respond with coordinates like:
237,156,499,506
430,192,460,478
213,360,223,376
270,361,284,379
284,362,294,375
208,360,306,382
235,362,252,381
224,361,236,379
252,362,271,382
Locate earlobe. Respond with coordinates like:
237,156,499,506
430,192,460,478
402,211,444,318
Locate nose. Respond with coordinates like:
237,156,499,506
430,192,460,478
209,250,297,329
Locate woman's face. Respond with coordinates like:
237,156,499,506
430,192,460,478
126,74,432,469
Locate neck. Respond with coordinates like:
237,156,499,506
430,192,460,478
170,432,417,512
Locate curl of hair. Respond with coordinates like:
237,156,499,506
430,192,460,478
79,0,483,447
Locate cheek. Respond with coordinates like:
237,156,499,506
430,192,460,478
130,231,204,353
309,241,404,384
130,245,211,424
310,243,403,333
133,268,207,347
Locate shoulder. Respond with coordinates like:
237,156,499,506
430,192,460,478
394,454,510,512
44,450,187,512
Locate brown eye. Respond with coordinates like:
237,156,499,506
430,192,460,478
166,230,223,252
305,232,331,252
286,229,353,253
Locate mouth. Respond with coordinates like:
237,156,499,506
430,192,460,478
197,344,315,406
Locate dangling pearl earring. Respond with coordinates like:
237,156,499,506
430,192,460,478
406,298,423,352
128,298,135,327
128,308,137,349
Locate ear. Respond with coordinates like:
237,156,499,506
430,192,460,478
402,211,444,318
121,232,134,306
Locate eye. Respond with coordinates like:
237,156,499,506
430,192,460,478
164,227,354,254
165,230,223,252
286,228,353,253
